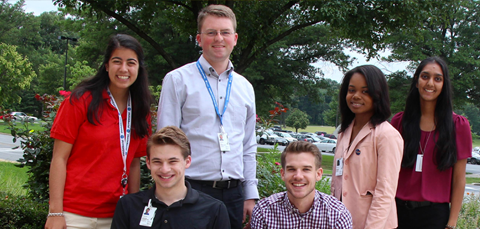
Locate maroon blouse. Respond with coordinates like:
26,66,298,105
391,112,472,203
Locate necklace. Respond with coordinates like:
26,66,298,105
419,125,435,155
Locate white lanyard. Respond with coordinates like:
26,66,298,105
107,88,132,196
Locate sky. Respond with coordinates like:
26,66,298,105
13,0,412,83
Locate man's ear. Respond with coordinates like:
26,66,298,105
280,168,285,182
146,157,151,170
185,155,192,169
316,167,323,182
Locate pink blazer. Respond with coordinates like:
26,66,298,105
331,121,403,229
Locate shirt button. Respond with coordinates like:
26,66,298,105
344,175,348,180
220,96,223,99
219,79,222,82
222,170,225,172
164,220,168,223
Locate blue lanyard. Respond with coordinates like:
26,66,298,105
196,60,233,126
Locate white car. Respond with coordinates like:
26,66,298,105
9,111,38,122
274,132,297,144
314,139,337,153
469,151,480,165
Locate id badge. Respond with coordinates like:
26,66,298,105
139,200,157,227
415,154,423,172
335,158,344,176
218,132,231,152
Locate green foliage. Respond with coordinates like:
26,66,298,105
285,108,310,132
0,162,28,196
457,193,480,228
458,103,480,135
0,43,36,107
9,94,63,203
54,0,433,111
0,192,48,229
67,60,96,89
386,0,480,109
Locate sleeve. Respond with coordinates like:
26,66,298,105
111,198,129,229
242,83,259,200
250,203,265,229
389,112,403,132
213,202,231,229
50,96,87,144
365,125,404,228
455,115,472,160
134,114,151,158
157,73,183,131
335,209,353,229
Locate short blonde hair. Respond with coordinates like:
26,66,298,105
147,126,191,159
197,4,237,32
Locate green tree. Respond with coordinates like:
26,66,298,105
55,0,435,110
386,0,480,108
323,99,339,127
387,71,410,116
458,103,480,136
0,43,36,107
285,108,309,133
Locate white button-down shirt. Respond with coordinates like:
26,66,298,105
157,55,259,200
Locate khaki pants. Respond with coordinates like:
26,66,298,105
64,211,112,229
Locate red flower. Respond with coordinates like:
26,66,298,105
34,94,41,101
59,90,71,97
275,162,280,166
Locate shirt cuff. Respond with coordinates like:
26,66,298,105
242,180,259,200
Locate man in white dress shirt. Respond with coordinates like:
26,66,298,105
156,4,258,229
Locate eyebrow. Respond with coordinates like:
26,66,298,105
421,70,443,76
348,85,368,88
111,56,138,62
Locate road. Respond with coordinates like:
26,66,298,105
0,133,22,162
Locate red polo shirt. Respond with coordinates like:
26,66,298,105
51,90,149,217
391,112,471,203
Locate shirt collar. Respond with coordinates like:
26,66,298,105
198,55,234,77
281,190,320,215
143,181,199,206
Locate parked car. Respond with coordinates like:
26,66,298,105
257,131,288,145
293,134,314,142
7,112,38,122
324,133,337,139
314,139,337,153
274,132,297,144
468,151,480,164
315,131,327,136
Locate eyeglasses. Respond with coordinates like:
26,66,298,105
199,30,235,37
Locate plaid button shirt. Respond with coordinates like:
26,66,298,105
251,190,352,229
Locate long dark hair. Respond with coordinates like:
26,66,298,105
71,34,152,138
401,57,456,170
339,65,391,133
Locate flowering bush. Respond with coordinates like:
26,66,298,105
457,193,480,228
256,102,288,134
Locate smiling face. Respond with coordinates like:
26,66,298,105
147,144,191,192
281,152,323,207
346,72,374,120
417,62,444,105
105,47,139,95
196,15,238,69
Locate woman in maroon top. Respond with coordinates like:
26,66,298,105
391,57,472,229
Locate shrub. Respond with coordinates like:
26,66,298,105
0,192,48,229
457,193,480,228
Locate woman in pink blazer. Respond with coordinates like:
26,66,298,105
331,65,403,229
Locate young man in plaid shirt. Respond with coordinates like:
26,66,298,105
251,141,353,229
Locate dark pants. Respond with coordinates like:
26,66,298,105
396,198,450,229
188,179,244,229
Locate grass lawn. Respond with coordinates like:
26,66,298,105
466,177,480,184
0,120,46,134
282,125,337,134
0,161,28,196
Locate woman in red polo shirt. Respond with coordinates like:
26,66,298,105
391,57,471,229
45,34,152,229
